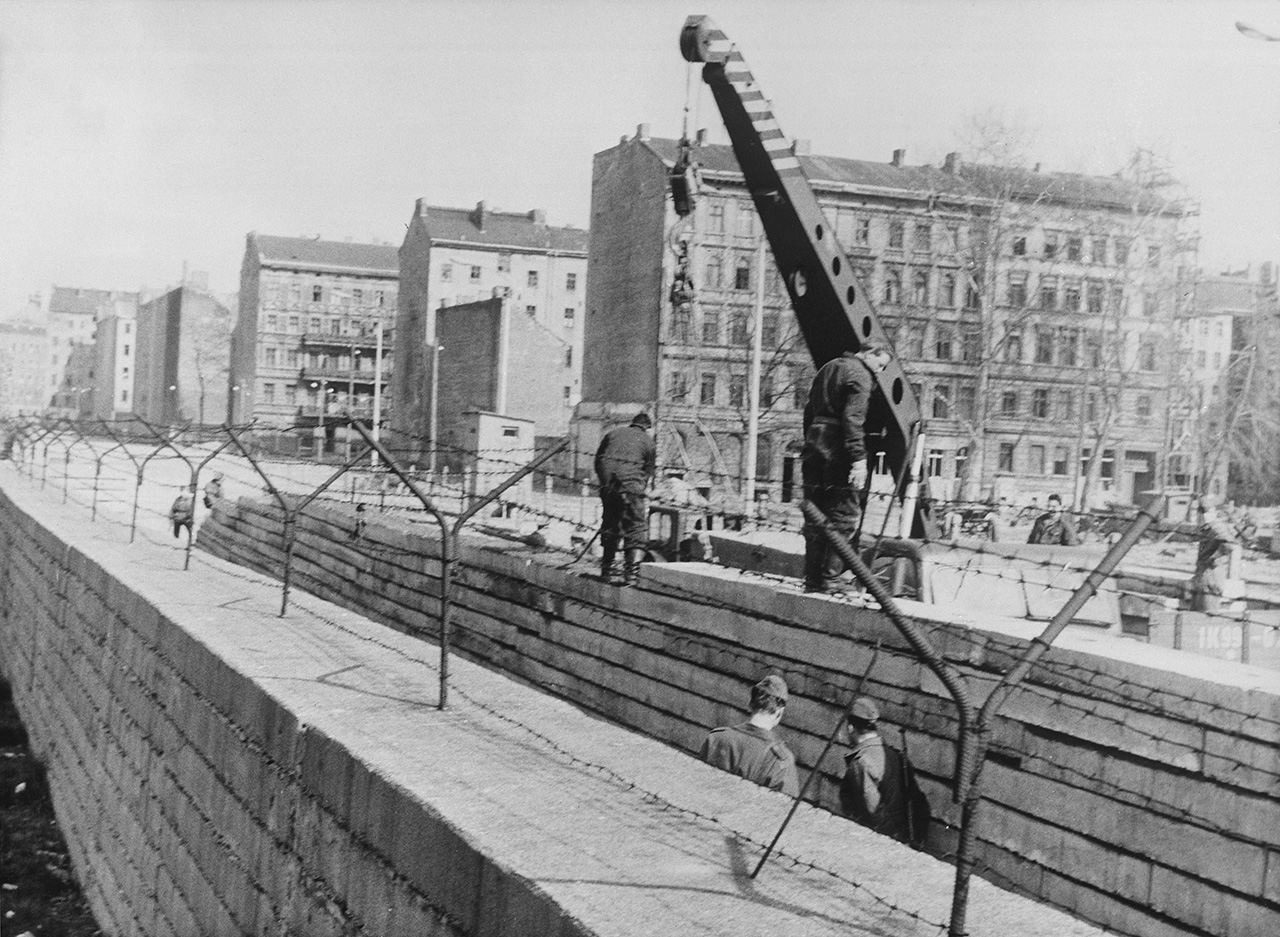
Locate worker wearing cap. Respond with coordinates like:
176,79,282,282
594,411,656,584
801,345,892,593
840,697,911,841
699,675,799,796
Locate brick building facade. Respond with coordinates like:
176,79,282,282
576,127,1193,510
232,235,398,457
392,200,587,462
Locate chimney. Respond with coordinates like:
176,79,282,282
471,200,488,231
943,151,962,175
891,148,906,167
636,122,651,142
792,139,811,156
695,128,708,146
528,209,546,225
1033,162,1042,173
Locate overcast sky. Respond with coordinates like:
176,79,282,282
1,0,1277,315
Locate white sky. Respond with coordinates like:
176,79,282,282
1,0,1277,314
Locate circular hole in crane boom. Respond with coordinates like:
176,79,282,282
861,316,873,336
792,269,808,297
892,378,904,404
815,224,824,240
847,285,856,304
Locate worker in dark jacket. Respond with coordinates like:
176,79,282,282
594,411,656,583
700,674,799,796
801,345,891,593
840,697,912,841
1027,493,1080,545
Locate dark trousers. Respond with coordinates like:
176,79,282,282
600,488,647,553
801,425,861,589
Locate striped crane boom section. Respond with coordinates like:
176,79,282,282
680,14,927,511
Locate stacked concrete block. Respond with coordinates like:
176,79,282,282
194,495,1280,937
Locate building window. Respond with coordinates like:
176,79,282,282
700,373,717,405
912,270,929,305
1091,237,1107,265
566,272,577,291
527,270,538,287
1066,236,1083,262
762,314,779,347
888,219,905,249
288,316,299,332
1032,388,1049,419
312,285,323,302
792,365,810,409
1058,328,1079,366
1053,446,1069,476
1030,444,1046,475
1115,239,1130,266
965,274,983,310
914,224,931,252
1087,282,1104,314
705,253,724,288
1039,276,1058,310
883,268,902,304
263,383,275,403
671,310,692,344
1138,337,1157,371
954,446,969,479
1011,235,1027,256
729,311,750,346
441,264,452,281
497,253,511,273
704,203,725,234
375,290,385,307
1212,351,1222,368
728,373,746,407
928,449,944,477
702,309,719,344
286,349,299,366
932,383,952,419
265,314,278,332
1057,389,1075,421
288,283,301,303
736,202,755,237
901,319,925,358
1034,326,1054,364
1000,391,1018,417
264,347,278,366
330,318,341,335
1004,329,1023,363
563,386,572,401
998,442,1015,473
957,383,977,421
1135,394,1152,424
309,316,321,332
668,371,690,403
940,273,957,308
934,324,954,361
1007,273,1028,309
735,257,752,290
564,307,575,327
526,305,537,317
286,385,297,405
1043,234,1058,260
123,344,130,356
855,217,870,245
1064,280,1082,312
564,348,573,369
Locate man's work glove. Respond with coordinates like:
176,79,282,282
849,459,868,491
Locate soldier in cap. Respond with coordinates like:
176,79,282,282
594,411,656,584
699,674,799,796
840,697,914,842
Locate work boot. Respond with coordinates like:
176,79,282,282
600,543,620,582
622,548,644,585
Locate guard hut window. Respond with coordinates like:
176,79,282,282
502,425,520,437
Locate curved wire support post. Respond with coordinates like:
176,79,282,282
944,494,1164,937
128,418,195,545
40,420,72,488
223,422,372,616
59,422,91,503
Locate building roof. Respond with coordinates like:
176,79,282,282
252,234,400,275
48,286,138,316
639,136,1173,213
1194,277,1258,316
417,202,588,253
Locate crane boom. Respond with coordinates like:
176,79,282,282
681,15,931,531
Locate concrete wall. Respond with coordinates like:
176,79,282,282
194,495,1280,937
0,486,600,937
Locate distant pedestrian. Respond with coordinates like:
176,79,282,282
350,502,367,541
1027,494,1079,545
169,490,195,540
840,697,929,845
594,411,656,583
1190,503,1237,611
700,674,799,796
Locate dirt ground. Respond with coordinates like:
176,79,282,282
0,678,101,937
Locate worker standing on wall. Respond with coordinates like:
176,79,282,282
593,411,656,584
800,345,891,594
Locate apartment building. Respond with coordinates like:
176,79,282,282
577,126,1193,509
392,200,587,461
90,315,136,420
232,234,399,458
46,287,138,413
135,284,232,426
0,321,50,417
